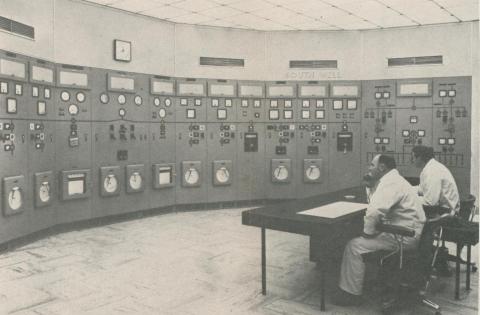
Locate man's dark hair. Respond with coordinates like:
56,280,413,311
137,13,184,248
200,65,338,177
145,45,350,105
412,145,434,163
378,154,396,170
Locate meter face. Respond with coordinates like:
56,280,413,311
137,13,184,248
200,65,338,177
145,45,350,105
104,174,118,193
8,187,22,210
215,167,230,183
129,172,142,190
273,166,288,181
184,168,199,185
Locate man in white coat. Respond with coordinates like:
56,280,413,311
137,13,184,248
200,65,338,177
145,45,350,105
333,154,426,306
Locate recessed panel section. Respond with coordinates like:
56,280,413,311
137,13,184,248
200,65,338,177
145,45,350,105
153,163,175,189
108,74,135,92
209,83,235,97
331,84,360,97
60,169,91,201
58,70,88,88
3,175,26,216
100,166,121,197
239,84,264,97
31,65,54,85
0,58,26,80
151,79,175,95
397,81,432,97
34,171,54,208
178,82,205,96
299,84,328,97
267,85,294,98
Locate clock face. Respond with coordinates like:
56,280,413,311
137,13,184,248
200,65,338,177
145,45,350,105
215,167,230,183
104,174,118,193
305,165,321,181
129,172,142,190
114,40,131,62
39,182,51,203
8,187,22,211
273,165,289,181
184,167,199,185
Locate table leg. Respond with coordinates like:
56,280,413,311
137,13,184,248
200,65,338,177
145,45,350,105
320,265,325,311
262,228,266,295
466,244,471,290
455,243,460,300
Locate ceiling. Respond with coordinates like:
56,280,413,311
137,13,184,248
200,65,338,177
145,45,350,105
83,0,479,31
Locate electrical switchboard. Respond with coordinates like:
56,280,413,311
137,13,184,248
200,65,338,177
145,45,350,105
265,81,297,200
206,79,237,203
236,81,266,202
296,81,329,198
175,78,207,205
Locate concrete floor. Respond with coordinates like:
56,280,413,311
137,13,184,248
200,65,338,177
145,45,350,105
0,207,477,315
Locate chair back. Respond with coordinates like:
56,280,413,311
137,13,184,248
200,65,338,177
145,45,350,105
459,195,476,222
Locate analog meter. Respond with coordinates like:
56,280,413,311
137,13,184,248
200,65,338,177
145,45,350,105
153,97,160,107
273,165,289,181
134,95,142,106
184,167,200,185
61,91,70,102
76,91,86,103
38,182,51,203
100,93,109,104
164,98,172,107
305,165,321,181
104,174,118,193
68,104,79,115
215,167,230,184
8,186,22,211
158,108,166,118
129,172,142,190
118,94,126,105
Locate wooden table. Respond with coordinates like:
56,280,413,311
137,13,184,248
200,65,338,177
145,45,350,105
242,186,367,311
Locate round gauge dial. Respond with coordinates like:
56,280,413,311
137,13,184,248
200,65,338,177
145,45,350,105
129,172,142,190
164,98,171,107
134,95,142,106
119,108,126,117
273,165,289,181
39,182,50,203
100,93,109,104
118,94,126,105
305,165,321,181
8,186,22,211
158,108,166,118
153,97,160,107
215,167,230,184
61,91,70,102
104,174,118,193
76,92,86,103
68,104,79,115
184,167,199,185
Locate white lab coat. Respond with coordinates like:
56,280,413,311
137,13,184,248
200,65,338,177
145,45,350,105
339,169,426,295
417,159,460,214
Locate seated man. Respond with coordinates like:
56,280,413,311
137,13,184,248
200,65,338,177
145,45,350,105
412,145,460,216
333,154,426,306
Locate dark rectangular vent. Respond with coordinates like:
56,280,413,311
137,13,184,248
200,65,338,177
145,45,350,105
290,60,337,69
388,56,443,66
0,16,34,39
154,75,171,79
61,64,84,70
200,57,244,67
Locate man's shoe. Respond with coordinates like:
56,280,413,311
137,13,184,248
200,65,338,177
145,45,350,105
331,289,362,306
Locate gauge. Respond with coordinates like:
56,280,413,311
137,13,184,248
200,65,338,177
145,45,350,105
153,97,160,107
39,182,50,203
68,104,79,115
119,108,126,117
104,174,118,193
158,108,166,118
8,186,22,211
165,98,172,107
305,165,321,181
129,172,142,190
184,167,199,185
76,91,86,103
100,93,109,104
134,95,142,106
118,94,126,105
215,167,230,184
273,165,289,181
61,91,70,102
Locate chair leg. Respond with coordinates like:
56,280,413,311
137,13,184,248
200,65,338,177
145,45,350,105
422,298,441,313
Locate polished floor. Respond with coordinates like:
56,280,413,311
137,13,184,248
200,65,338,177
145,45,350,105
0,207,477,315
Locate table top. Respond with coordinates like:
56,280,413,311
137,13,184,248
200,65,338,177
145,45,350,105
242,186,367,236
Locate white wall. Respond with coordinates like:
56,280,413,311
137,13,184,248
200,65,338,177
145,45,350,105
0,0,55,60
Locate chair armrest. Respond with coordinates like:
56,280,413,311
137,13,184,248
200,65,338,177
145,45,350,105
427,212,454,224
377,223,415,237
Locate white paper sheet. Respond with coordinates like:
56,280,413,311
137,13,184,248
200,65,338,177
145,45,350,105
298,201,368,218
